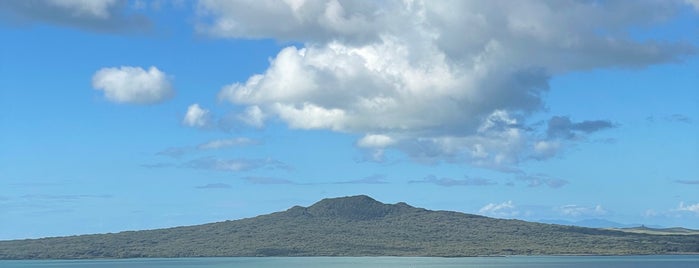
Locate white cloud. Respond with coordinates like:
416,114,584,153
479,201,519,218
532,140,560,160
183,104,210,128
273,102,347,130
357,134,396,162
196,0,387,42
677,202,699,215
200,0,695,168
686,0,699,11
556,204,607,217
238,105,266,128
357,134,395,148
92,66,173,104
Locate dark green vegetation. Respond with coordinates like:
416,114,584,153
1,195,698,259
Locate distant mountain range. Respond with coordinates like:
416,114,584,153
1,195,698,259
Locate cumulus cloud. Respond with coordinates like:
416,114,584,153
0,0,150,33
200,0,694,168
410,175,496,187
356,134,396,162
357,134,396,148
479,201,519,218
92,66,174,104
238,106,266,128
556,204,607,217
183,104,211,128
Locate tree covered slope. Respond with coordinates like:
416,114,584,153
1,195,698,259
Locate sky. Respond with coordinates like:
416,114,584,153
0,0,698,240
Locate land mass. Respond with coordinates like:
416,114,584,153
610,226,699,236
1,195,698,259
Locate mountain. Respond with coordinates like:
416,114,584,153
1,195,698,259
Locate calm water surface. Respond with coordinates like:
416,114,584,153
1,256,697,268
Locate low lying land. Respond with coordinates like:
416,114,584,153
610,226,699,236
1,195,698,259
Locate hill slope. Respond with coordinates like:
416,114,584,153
1,195,698,259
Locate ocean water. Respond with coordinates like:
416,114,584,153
1,255,697,268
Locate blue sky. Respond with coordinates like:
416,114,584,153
0,0,698,240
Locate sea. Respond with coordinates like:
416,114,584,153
0,255,697,268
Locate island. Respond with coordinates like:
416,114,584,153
1,195,697,259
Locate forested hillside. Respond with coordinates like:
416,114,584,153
1,195,697,259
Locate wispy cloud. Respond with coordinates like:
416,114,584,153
156,147,191,158
20,194,112,202
8,181,72,187
240,176,295,185
665,114,692,124
140,162,175,169
556,204,607,217
546,116,616,140
157,137,259,158
335,174,388,184
184,157,291,172
646,114,693,124
675,180,699,185
197,137,258,150
410,175,496,187
195,183,232,189
517,173,569,189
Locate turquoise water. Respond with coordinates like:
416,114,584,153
1,256,697,267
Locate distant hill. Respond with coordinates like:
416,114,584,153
610,226,699,236
537,219,662,229
1,195,698,259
